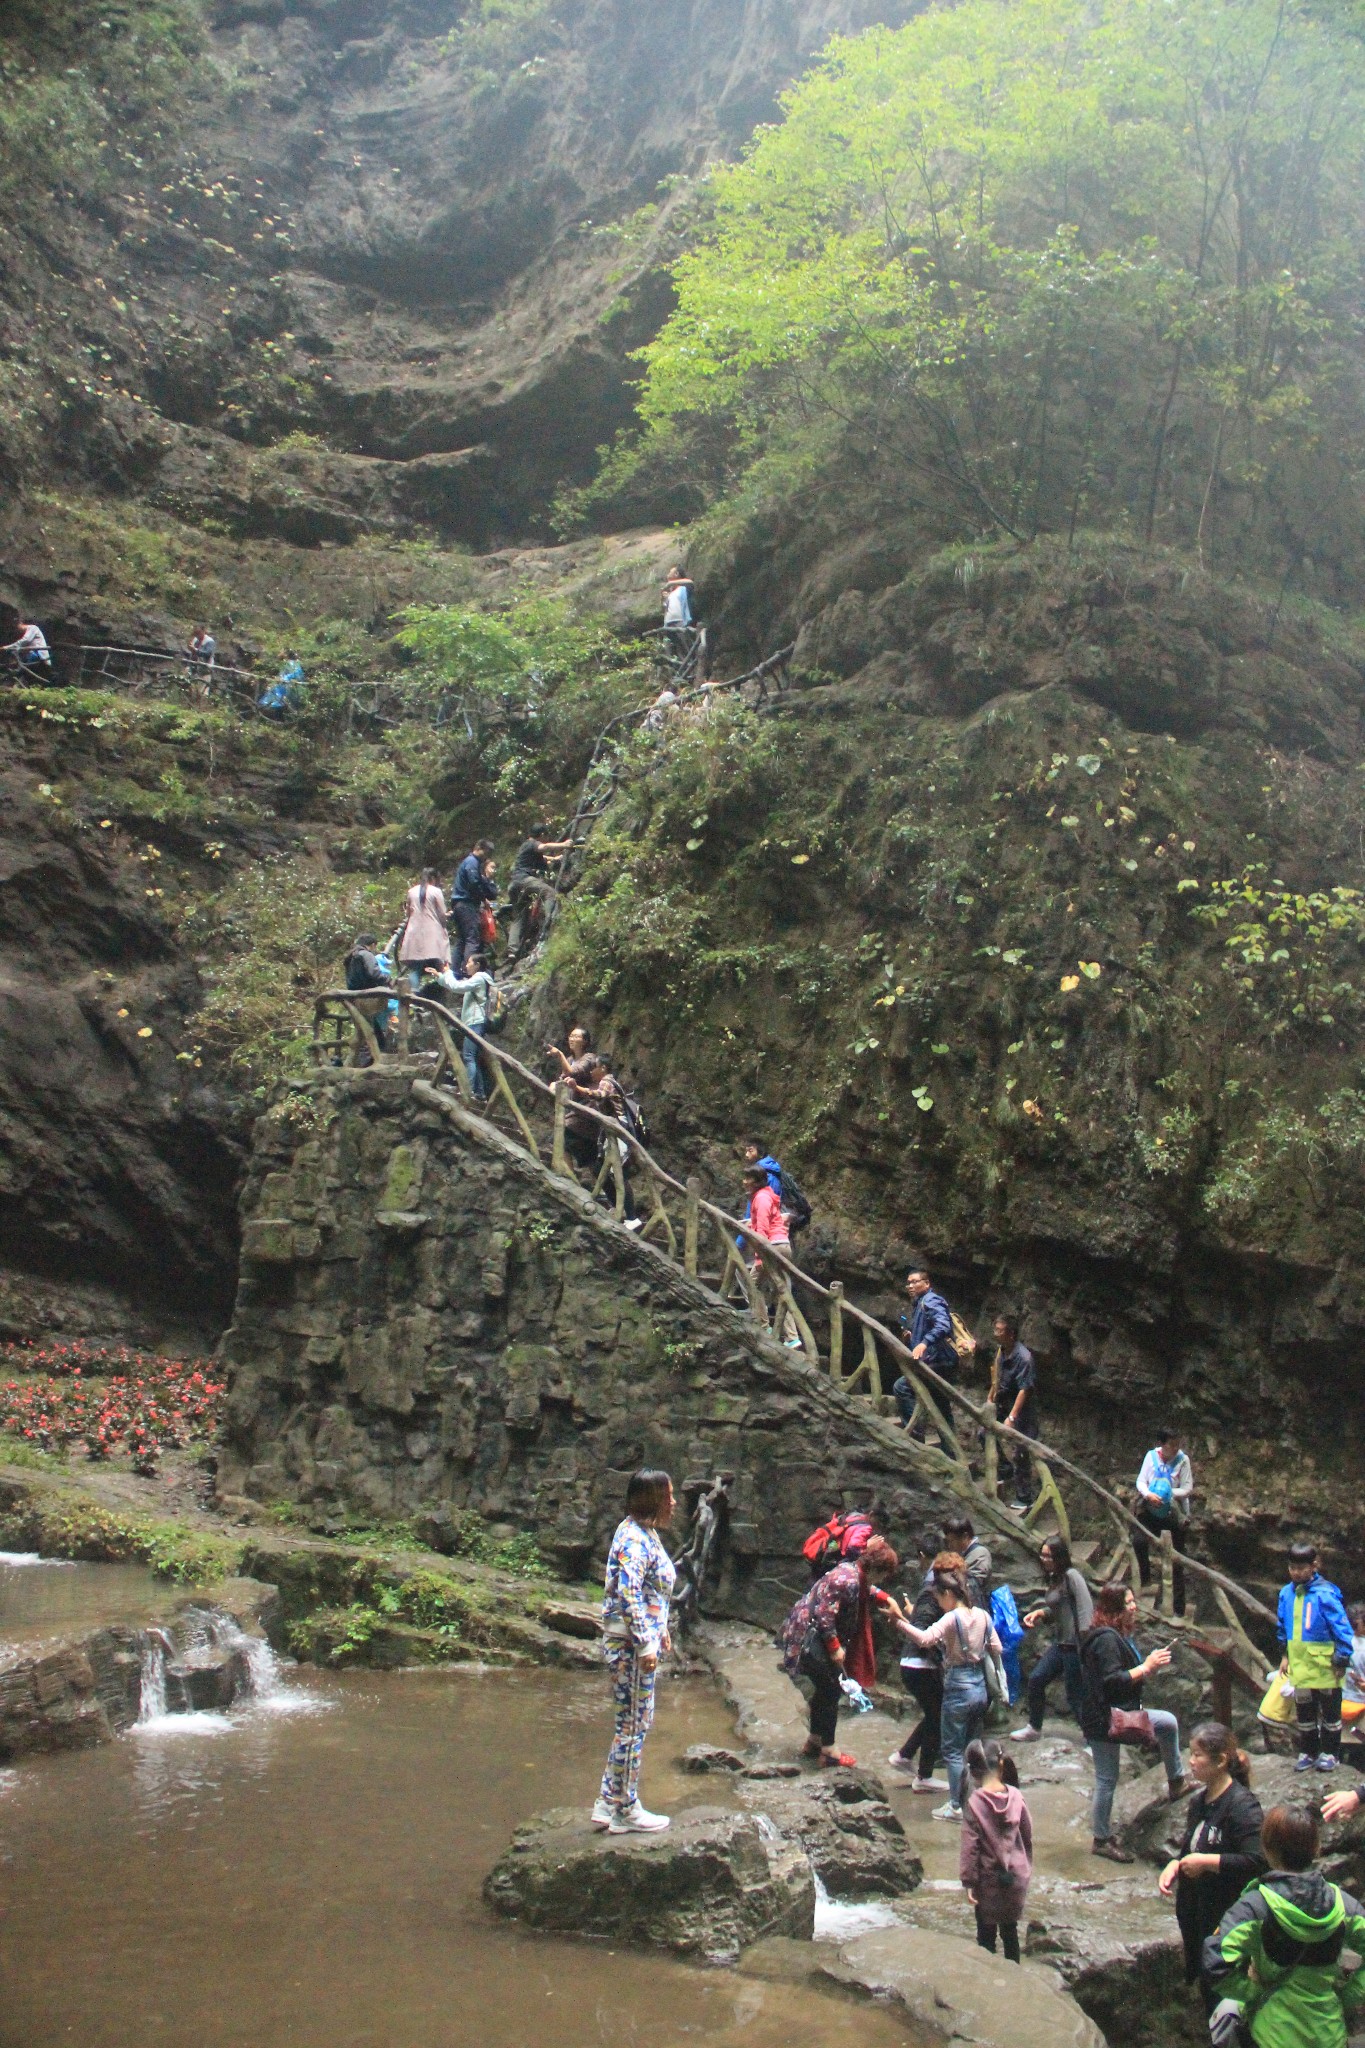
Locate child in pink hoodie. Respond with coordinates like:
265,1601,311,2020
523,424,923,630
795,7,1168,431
960,1737,1033,1962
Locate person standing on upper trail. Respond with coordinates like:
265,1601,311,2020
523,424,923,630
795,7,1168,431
661,565,694,646
990,1315,1039,1512
893,1269,961,1439
395,868,450,992
2,619,51,674
450,839,497,973
1132,1428,1194,1617
506,824,572,963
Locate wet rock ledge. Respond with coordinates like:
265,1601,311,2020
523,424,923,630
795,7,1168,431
484,1806,816,1967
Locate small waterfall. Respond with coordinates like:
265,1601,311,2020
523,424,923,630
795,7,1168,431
138,1628,173,1722
135,1613,287,1729
811,1871,903,1942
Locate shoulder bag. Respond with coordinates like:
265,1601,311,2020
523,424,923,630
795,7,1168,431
955,1611,1009,1708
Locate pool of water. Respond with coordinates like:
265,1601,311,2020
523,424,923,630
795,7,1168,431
0,1553,170,1662
0,1663,923,2048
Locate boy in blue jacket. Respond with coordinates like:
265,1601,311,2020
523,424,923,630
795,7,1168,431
1277,1542,1355,1773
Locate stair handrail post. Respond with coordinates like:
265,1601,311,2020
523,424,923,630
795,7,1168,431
551,1080,570,1177
684,1178,700,1277
1159,1528,1177,1620
983,1418,999,1500
828,1281,844,1382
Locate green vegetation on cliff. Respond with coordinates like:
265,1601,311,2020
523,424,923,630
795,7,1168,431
545,539,1365,1288
615,0,1365,594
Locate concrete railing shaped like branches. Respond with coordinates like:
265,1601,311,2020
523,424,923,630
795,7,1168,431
311,983,1277,1705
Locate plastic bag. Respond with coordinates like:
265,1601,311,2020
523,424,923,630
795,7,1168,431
1258,1670,1297,1727
838,1673,875,1714
990,1584,1026,1706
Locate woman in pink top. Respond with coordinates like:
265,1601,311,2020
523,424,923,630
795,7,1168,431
896,1555,1004,1820
743,1166,796,1345
960,1737,1032,1962
397,868,450,991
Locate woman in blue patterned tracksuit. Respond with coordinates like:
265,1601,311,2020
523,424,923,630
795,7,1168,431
594,1469,677,1834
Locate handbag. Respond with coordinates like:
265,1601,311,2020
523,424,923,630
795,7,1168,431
955,1611,1009,1708
1108,1706,1157,1747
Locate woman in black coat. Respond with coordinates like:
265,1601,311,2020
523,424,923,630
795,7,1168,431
1158,1720,1266,2001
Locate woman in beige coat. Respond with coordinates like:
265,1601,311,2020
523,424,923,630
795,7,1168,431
397,869,450,991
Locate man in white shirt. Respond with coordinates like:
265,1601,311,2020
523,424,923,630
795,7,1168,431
1133,1429,1194,1615
3,620,51,673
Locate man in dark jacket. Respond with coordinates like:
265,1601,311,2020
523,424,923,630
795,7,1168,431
893,1269,959,1439
343,932,391,1057
450,840,497,972
506,825,572,962
992,1316,1039,1510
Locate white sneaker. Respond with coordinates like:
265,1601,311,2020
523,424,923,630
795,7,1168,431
608,1802,670,1833
932,1801,962,1822
591,1798,612,1828
623,1218,643,1232
1011,1726,1040,1742
887,1750,917,1770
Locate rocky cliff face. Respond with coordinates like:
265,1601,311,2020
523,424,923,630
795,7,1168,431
2,0,921,548
217,1067,1028,1613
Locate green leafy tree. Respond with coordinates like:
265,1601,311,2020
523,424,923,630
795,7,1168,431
624,0,1365,587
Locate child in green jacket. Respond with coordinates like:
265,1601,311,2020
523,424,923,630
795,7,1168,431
1202,1804,1365,2048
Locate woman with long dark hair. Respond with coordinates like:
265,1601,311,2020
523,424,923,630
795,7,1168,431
1081,1581,1186,1862
593,1468,676,1834
888,1529,946,1792
1159,1721,1265,2001
1013,1536,1093,1738
780,1534,900,1768
396,867,450,992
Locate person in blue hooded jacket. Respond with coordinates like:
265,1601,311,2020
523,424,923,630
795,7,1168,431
893,1269,960,1439
1276,1542,1355,1773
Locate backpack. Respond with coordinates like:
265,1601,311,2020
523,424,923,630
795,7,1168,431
776,1167,812,1234
989,1585,1026,1706
621,1091,649,1148
483,984,508,1036
802,1511,872,1574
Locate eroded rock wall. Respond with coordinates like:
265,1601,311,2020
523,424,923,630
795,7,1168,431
217,1069,1025,1612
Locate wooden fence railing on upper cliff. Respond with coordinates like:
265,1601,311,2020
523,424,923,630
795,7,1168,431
311,983,1276,1714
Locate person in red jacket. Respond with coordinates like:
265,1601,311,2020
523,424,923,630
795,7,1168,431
743,1164,799,1344
780,1536,899,1767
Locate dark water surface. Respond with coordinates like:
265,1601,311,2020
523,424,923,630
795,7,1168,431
0,1552,168,1661
0,1663,918,2048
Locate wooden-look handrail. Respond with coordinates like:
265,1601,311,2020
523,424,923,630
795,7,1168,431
310,984,1276,1666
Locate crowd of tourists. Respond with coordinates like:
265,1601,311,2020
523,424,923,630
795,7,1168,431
592,1463,1365,2045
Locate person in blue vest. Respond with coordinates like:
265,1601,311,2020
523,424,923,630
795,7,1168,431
1276,1543,1354,1773
450,839,497,972
893,1269,959,1440
1132,1430,1194,1616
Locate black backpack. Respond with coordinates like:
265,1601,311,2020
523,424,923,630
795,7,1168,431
777,1167,812,1234
621,1091,649,1147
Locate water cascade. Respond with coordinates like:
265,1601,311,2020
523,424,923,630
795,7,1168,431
135,1612,285,1728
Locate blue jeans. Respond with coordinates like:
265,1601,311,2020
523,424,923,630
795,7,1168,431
940,1664,988,1808
1090,1708,1182,1839
463,1019,487,1101
1026,1641,1084,1730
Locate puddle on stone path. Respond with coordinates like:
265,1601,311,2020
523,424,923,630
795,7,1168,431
0,1665,929,2048
0,1553,172,1663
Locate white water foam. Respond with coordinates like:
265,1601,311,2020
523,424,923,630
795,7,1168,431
133,1711,235,1738
812,1873,904,1942
0,1551,65,1567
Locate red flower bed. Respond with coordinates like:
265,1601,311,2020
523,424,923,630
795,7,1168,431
0,1338,225,1473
